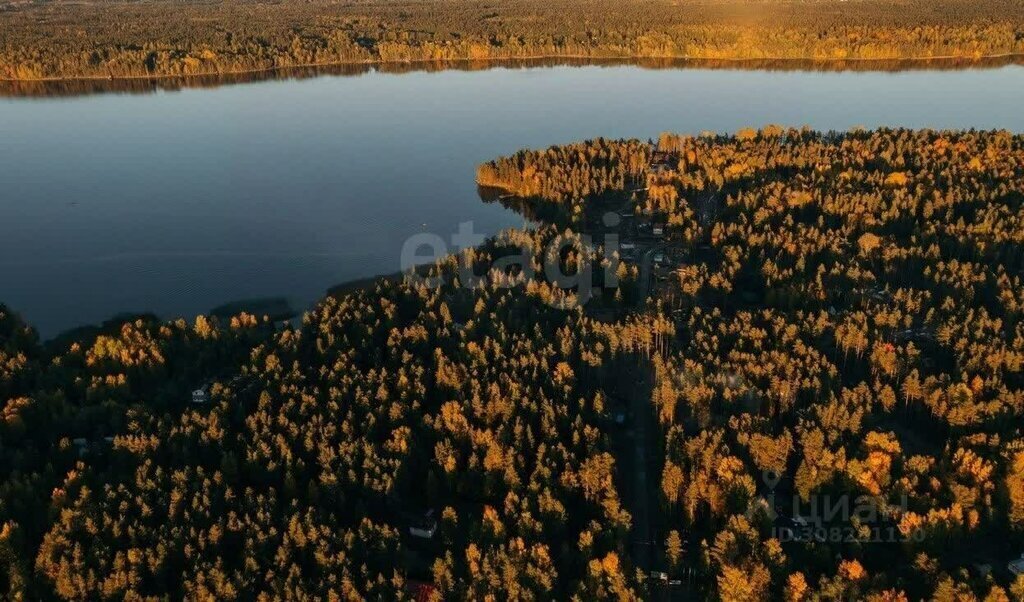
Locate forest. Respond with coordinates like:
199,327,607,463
3,126,1024,599
2,0,1024,81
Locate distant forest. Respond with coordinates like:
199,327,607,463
3,127,1024,599
2,0,1024,80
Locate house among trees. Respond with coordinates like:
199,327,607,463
408,509,437,539
405,581,438,602
972,563,993,578
71,437,89,457
1008,555,1024,577
191,384,210,404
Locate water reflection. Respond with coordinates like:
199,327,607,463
4,54,1024,98
3,62,1024,336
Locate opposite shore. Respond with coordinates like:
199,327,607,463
3,53,1024,97
6,52,1024,83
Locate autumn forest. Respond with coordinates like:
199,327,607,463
2,0,1024,81
4,0,1024,599
1,125,1023,601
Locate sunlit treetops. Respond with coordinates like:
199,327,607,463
483,127,1024,599
2,0,1024,80
3,232,657,599
3,127,1024,599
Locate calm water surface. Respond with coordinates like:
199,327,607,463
3,64,1024,336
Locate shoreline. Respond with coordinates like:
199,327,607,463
3,52,1024,97
39,269,417,345
5,52,1024,83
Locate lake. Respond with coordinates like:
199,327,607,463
3,63,1024,337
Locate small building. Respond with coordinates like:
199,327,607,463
406,581,438,602
409,509,437,539
70,438,91,456
1008,555,1024,576
652,225,665,237
192,385,210,404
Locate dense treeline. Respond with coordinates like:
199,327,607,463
1,225,654,599
477,138,651,224
484,127,1024,599
650,128,1024,601
5,127,1024,598
2,0,1024,80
